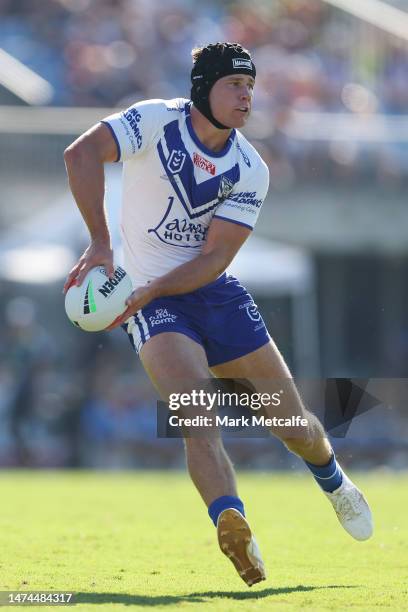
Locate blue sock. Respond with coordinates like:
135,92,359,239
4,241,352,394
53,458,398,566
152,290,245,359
208,495,245,527
305,453,343,493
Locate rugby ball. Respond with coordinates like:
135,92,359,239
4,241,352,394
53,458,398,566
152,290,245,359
65,265,133,332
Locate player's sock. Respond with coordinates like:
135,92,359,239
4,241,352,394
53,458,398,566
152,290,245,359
304,452,344,493
208,495,245,527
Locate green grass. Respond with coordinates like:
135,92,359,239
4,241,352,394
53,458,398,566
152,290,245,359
0,471,407,610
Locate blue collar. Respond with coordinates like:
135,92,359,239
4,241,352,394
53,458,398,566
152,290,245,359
185,102,236,158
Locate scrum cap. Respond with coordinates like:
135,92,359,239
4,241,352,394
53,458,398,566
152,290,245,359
190,42,256,130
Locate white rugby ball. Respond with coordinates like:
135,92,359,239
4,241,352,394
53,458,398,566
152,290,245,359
65,265,133,332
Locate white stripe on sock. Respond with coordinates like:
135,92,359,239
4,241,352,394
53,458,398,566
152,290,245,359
314,466,340,480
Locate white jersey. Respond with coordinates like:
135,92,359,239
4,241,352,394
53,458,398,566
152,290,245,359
102,98,269,287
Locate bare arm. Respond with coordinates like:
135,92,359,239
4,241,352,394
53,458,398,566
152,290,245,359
109,218,252,327
63,122,118,292
149,219,251,297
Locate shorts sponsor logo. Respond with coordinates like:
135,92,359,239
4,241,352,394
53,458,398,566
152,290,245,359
167,149,186,174
193,152,216,175
232,58,252,70
122,108,142,150
149,308,178,327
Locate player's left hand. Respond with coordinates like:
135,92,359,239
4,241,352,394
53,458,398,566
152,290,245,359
106,285,155,330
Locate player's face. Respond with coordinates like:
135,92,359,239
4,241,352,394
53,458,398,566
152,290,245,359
209,74,255,129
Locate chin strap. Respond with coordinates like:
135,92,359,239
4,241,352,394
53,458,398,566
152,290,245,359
190,42,256,130
190,79,230,130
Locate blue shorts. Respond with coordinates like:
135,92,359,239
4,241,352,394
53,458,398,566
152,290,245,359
122,273,270,367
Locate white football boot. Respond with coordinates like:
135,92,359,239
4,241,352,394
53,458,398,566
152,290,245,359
324,473,373,541
217,508,266,587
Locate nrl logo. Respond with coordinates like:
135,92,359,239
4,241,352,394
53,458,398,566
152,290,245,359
167,149,186,174
218,176,234,202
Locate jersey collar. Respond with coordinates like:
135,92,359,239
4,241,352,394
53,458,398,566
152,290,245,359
185,102,236,159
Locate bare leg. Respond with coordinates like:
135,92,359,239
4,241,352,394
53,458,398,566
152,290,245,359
211,339,332,465
140,332,237,504
184,438,237,505
211,339,374,543
139,333,274,584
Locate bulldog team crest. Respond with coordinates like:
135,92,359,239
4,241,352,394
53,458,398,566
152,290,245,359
218,175,234,202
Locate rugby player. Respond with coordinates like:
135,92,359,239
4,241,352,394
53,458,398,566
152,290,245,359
63,43,373,587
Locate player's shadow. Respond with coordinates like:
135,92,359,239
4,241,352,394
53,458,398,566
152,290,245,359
75,585,358,606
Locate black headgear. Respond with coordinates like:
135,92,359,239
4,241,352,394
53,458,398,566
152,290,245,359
190,42,256,130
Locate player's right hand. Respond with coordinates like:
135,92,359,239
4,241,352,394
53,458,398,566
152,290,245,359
63,239,114,294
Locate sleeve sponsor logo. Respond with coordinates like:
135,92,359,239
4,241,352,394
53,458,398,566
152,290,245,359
229,191,263,208
193,152,216,176
121,108,143,151
221,201,256,216
167,104,185,112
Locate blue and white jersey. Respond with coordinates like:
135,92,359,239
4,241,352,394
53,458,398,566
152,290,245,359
102,98,269,287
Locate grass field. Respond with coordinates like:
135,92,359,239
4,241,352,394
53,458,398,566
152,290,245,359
0,471,406,611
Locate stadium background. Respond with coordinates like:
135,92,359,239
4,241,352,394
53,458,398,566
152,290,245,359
0,0,407,470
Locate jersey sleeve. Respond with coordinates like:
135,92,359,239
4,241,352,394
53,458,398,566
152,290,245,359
101,99,168,162
214,159,269,230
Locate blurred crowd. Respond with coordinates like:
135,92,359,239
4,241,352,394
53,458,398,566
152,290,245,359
0,293,175,468
1,0,408,185
0,292,407,469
